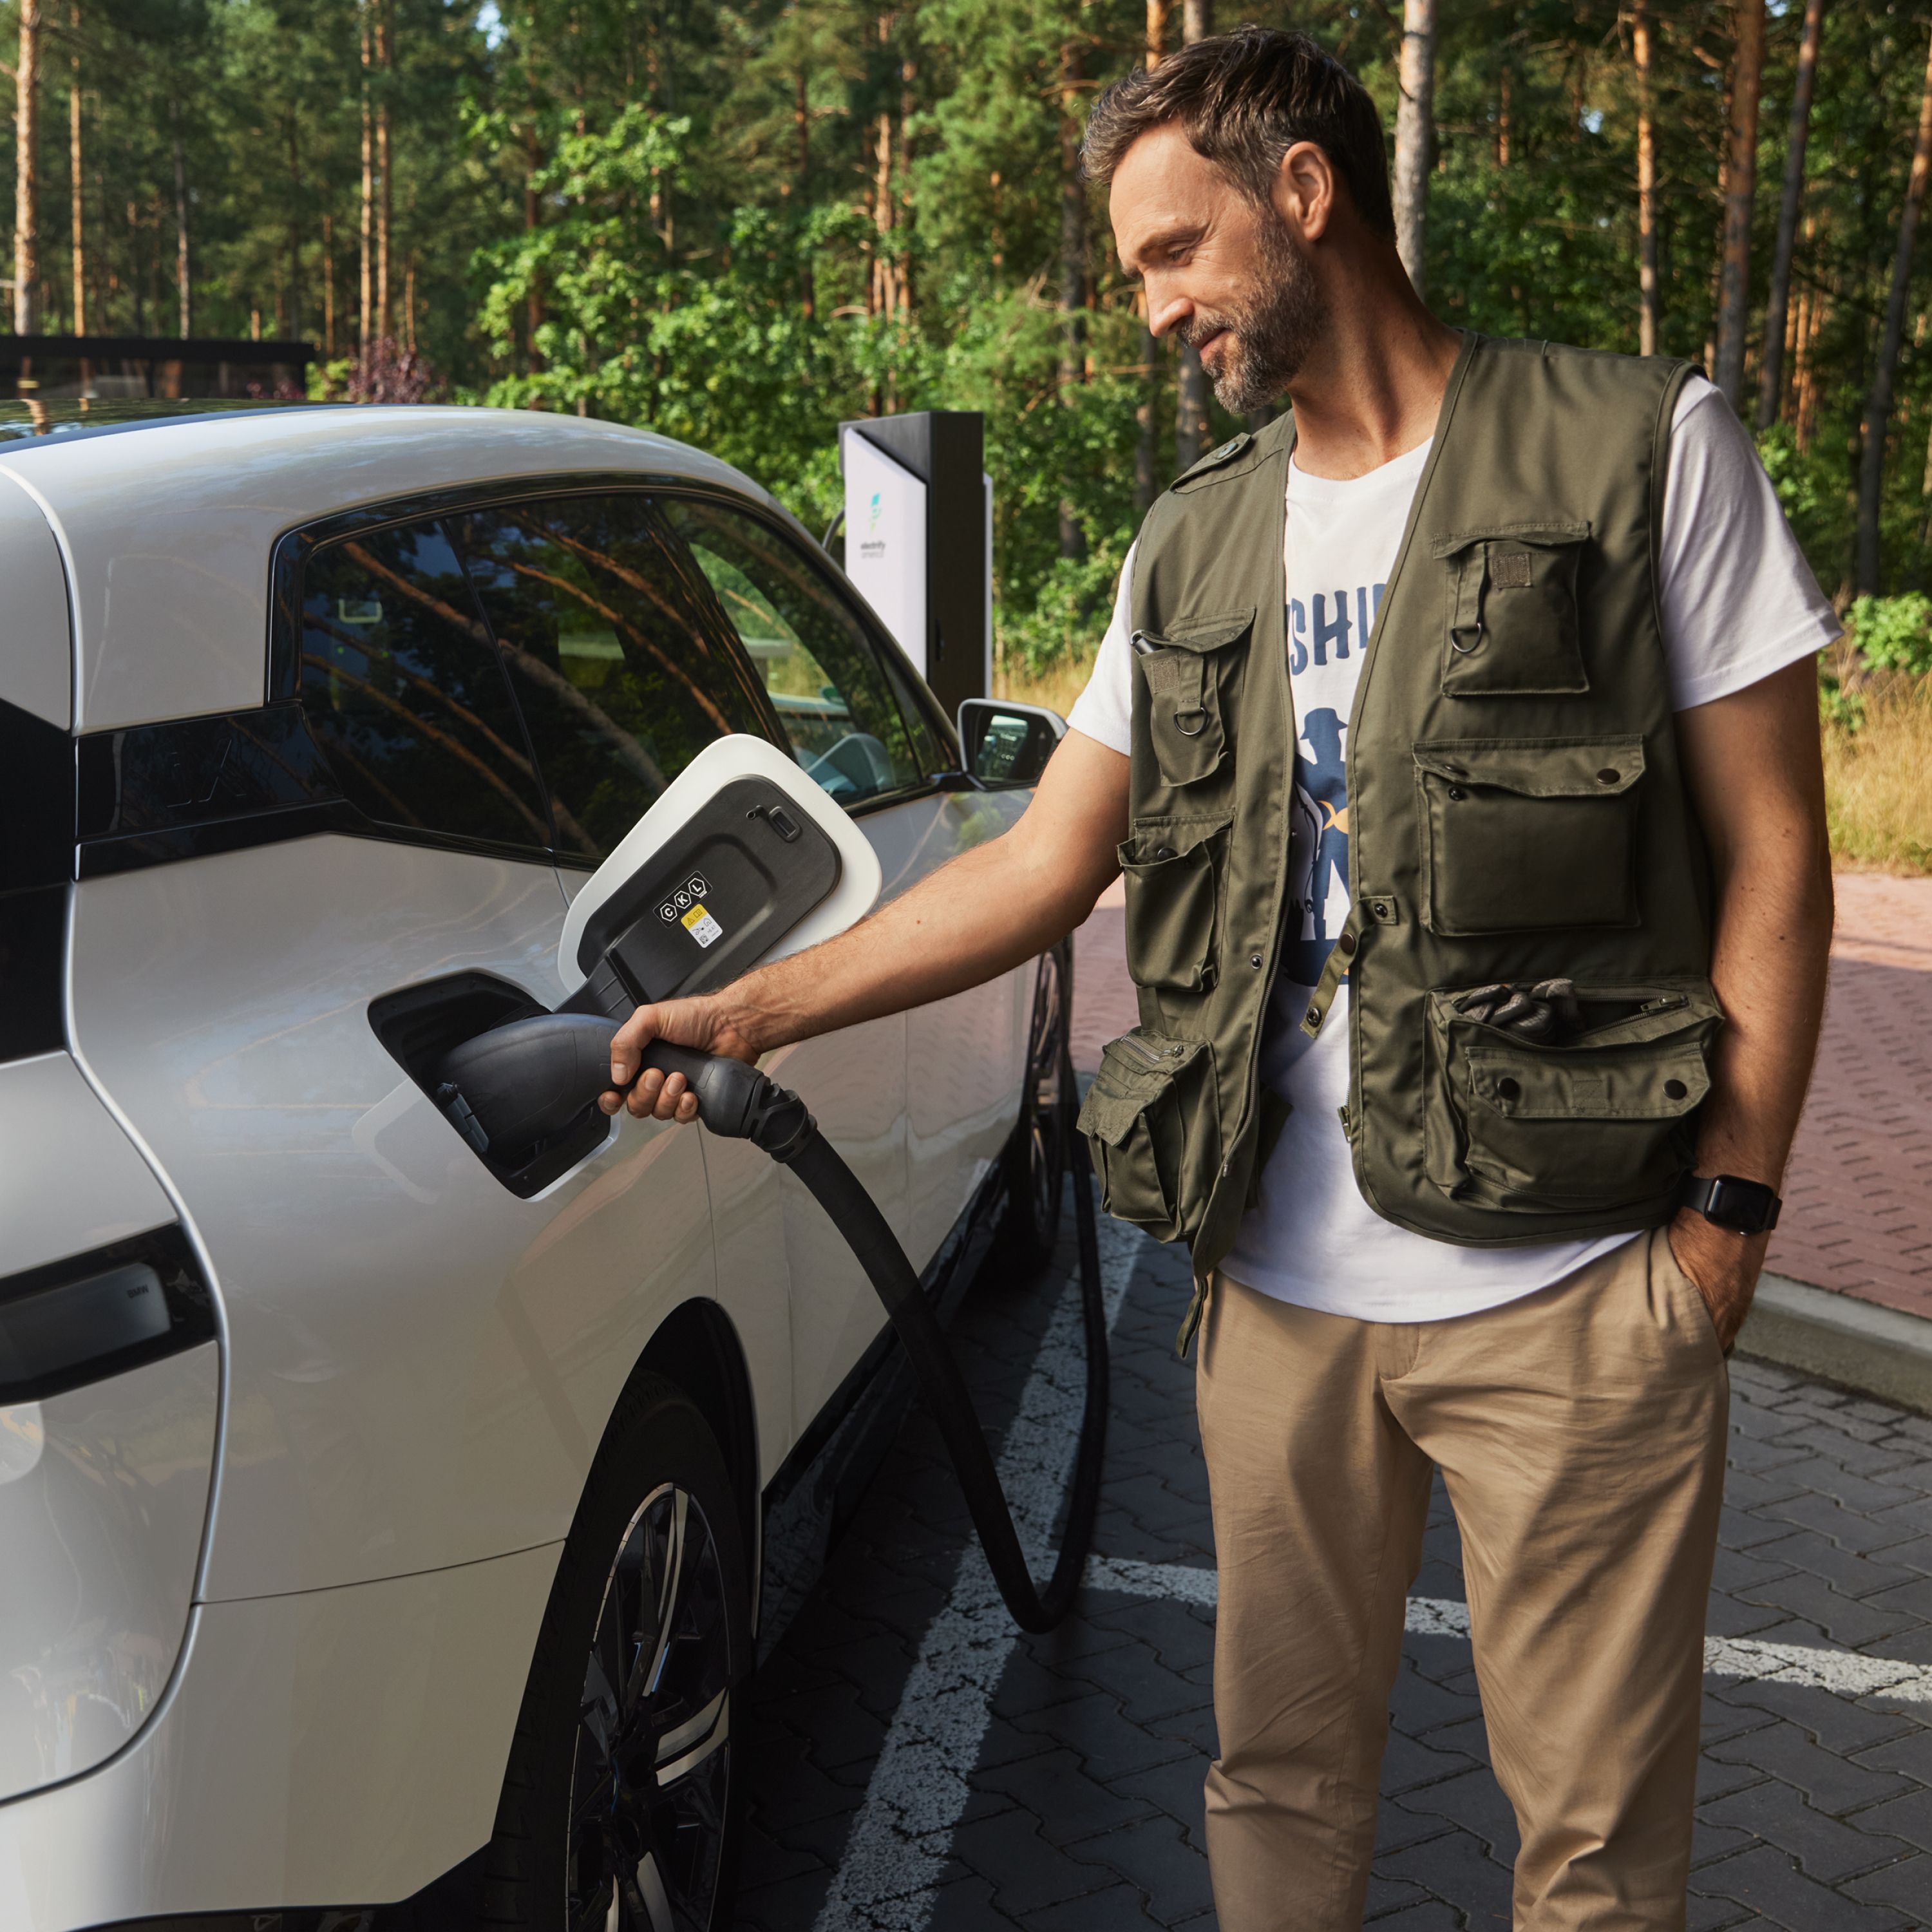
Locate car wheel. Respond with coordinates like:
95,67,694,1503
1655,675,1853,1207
990,943,1072,1278
484,1374,748,1931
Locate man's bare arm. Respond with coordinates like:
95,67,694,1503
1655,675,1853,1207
602,730,1132,1121
1669,655,1835,1345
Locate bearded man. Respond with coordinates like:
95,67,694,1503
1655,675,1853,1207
607,28,1838,1928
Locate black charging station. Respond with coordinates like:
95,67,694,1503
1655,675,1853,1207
838,410,989,728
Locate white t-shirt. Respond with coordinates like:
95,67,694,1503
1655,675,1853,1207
1068,374,1840,1323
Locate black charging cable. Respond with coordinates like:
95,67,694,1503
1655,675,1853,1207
436,980,1108,1634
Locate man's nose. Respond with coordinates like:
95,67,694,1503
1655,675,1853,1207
1146,285,1193,342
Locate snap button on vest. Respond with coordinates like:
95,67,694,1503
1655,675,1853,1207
1338,931,1358,957
1597,767,1621,784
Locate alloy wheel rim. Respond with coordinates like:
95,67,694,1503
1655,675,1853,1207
567,1482,732,1932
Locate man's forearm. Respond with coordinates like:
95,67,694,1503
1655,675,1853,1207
1692,837,1833,1187
717,822,1104,1055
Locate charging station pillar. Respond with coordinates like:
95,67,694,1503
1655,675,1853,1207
838,411,990,726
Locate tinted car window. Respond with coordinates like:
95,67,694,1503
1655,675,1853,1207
456,496,773,864
298,521,552,851
661,498,924,806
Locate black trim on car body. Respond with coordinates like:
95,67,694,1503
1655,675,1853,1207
1,697,75,1061
0,1222,217,1406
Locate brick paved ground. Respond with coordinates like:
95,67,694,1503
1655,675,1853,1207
735,1215,1932,1929
1074,871,1932,1321
1770,873,1932,1320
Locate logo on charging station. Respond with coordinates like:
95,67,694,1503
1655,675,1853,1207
659,875,723,949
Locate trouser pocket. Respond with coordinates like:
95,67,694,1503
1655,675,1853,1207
1119,816,1231,992
1423,979,1723,1215
1077,1029,1218,1243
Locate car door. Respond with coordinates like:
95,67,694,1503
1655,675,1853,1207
68,511,716,1602
657,497,1027,1419
452,489,805,1477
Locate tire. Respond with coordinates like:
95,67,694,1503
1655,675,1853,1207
989,943,1073,1280
482,1374,750,1932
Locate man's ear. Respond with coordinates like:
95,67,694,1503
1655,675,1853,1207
1274,140,1336,242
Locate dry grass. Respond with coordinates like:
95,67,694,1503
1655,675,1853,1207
1001,643,1932,878
1824,676,1932,875
992,652,1100,721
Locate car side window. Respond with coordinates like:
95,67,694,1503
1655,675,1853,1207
659,497,927,806
454,495,774,864
297,520,553,851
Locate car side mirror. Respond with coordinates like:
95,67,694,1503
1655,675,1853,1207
956,699,1066,789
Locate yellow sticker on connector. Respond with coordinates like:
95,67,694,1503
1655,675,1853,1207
681,901,724,949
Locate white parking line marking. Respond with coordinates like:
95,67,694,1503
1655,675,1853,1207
1086,1559,1932,1706
810,1215,1144,1932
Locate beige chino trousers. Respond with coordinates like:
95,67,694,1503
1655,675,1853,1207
1197,1228,1728,1932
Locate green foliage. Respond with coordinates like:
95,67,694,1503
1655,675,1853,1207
8,0,1932,673
1848,594,1932,677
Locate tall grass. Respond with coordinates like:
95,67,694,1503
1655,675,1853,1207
1823,674,1932,875
999,631,1932,879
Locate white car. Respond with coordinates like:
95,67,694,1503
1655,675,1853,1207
0,401,1070,1931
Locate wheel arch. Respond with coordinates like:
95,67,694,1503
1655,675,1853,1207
633,1296,761,1618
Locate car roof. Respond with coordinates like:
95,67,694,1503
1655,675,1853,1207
0,404,778,733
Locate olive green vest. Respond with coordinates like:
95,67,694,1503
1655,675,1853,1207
1078,334,1718,1294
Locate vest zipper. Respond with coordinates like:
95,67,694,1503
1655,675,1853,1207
1115,1034,1186,1070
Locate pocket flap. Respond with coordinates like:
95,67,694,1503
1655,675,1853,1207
1429,519,1591,560
1079,1032,1207,1146
1132,607,1256,655
1468,1044,1710,1121
1119,813,1232,867
1414,735,1645,798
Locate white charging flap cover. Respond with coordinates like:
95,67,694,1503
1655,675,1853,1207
557,734,884,994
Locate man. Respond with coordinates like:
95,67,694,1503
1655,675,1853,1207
605,27,1837,1929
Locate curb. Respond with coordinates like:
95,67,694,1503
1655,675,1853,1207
1738,1273,1932,1417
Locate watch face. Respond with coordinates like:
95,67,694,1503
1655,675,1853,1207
1707,1176,1777,1233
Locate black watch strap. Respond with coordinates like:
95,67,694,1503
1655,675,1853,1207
1680,1173,1783,1235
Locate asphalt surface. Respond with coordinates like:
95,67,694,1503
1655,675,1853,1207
734,1196,1932,1930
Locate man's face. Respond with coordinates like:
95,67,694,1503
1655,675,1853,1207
1111,122,1329,413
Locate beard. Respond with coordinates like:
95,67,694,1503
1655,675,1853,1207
1179,215,1327,415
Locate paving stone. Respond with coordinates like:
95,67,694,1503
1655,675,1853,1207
1842,1852,1932,1918
1849,1785,1932,1857
1730,1569,1924,1648
1375,1824,1515,1927
1711,1719,1917,1817
1702,1778,1912,1881
947,1806,1112,1915
1397,1765,1521,1862
1066,1810,1215,1924
1694,1844,1913,1928
974,1745,1159,1848
1748,1529,1927,1599
1018,1879,1177,1930
1361,1875,1435,1920
1363,1903,1466,1931
1107,1753,1208,1851
1709,1676,1923,1756
1058,1632,1211,1725
1760,1489,1931,1557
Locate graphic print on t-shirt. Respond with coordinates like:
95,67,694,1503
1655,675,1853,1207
1282,585,1382,988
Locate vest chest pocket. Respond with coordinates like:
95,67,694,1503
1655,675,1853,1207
1119,815,1231,992
1132,607,1255,787
1415,737,1644,934
1432,520,1590,697
1424,980,1723,1215
1077,1030,1218,1244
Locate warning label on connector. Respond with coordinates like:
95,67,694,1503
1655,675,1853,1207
681,902,724,949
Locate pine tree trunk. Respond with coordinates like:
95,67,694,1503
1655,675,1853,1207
1756,0,1824,426
1634,0,1659,356
323,209,336,359
1497,63,1511,166
1059,33,1087,561
1174,0,1212,470
1854,19,1932,592
1394,0,1436,295
68,6,84,337
1714,0,1766,406
359,3,374,352
795,70,814,321
286,113,301,345
14,0,41,335
171,95,190,337
375,0,393,341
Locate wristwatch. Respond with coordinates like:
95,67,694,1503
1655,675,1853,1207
1680,1173,1783,1235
